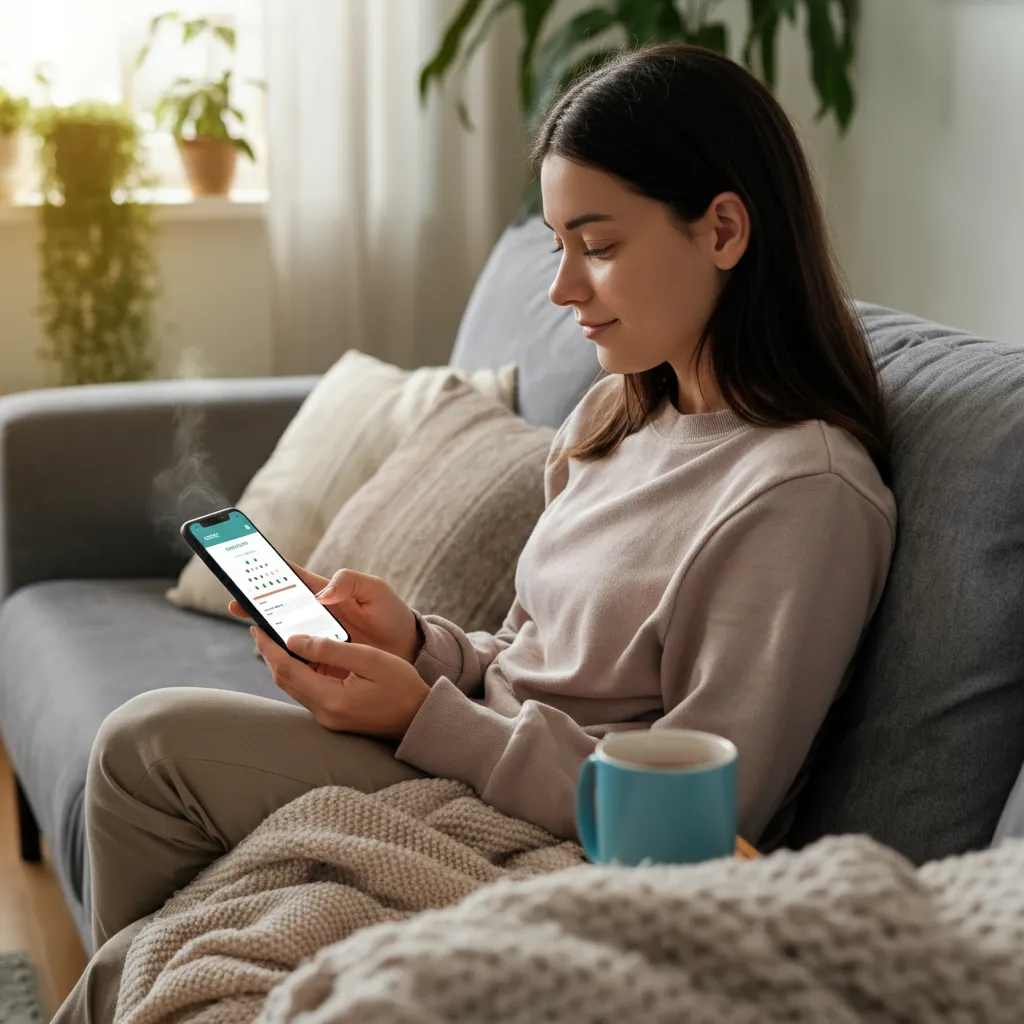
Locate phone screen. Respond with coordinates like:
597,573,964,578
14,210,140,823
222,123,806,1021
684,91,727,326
189,510,349,645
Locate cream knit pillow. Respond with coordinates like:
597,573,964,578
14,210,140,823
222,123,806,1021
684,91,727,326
166,351,517,619
306,377,553,635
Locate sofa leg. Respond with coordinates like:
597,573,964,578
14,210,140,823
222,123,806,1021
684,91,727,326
15,776,41,864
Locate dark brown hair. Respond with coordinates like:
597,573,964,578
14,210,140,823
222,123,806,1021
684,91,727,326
531,44,890,484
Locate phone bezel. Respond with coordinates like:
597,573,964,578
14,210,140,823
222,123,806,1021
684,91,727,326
179,507,349,664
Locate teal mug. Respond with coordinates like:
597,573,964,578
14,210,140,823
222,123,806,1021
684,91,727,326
575,729,738,865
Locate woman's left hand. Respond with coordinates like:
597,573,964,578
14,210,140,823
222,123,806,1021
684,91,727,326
252,627,430,740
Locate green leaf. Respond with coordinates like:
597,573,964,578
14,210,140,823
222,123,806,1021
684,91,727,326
182,19,209,46
213,25,237,51
615,0,682,44
529,47,618,130
535,9,617,76
774,0,797,20
744,0,780,87
232,137,255,161
135,11,179,69
149,11,178,34
837,0,860,61
689,21,728,54
519,0,559,115
419,0,488,104
531,9,617,122
174,96,199,138
451,0,517,130
803,0,856,131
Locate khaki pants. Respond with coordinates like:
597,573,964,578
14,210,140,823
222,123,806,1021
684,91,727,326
53,687,425,1023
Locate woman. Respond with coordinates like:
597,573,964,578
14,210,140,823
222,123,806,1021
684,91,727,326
58,42,895,1021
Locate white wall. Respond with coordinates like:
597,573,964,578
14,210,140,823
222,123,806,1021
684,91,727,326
0,206,273,393
4,0,1021,396
780,0,1024,344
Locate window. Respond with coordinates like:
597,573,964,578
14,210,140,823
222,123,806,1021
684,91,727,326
0,0,266,199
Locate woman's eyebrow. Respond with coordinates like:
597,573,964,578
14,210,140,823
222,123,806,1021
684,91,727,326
542,213,616,232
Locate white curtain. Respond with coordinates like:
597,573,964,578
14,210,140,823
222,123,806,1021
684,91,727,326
264,0,525,375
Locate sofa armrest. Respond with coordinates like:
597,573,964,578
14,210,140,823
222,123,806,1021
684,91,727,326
0,376,317,599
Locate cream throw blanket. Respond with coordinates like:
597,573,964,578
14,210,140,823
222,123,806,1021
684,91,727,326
115,779,1024,1024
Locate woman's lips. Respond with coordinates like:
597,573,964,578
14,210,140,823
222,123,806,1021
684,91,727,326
578,319,618,340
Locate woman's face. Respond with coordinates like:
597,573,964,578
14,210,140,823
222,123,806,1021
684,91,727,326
540,155,746,379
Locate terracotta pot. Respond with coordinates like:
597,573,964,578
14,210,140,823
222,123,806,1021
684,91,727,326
178,138,238,197
0,131,22,203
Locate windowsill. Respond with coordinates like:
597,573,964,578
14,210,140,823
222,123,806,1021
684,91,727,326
0,188,268,226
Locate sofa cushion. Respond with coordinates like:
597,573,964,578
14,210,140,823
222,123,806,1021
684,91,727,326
0,579,288,948
167,352,516,620
789,303,1024,863
308,378,553,634
449,217,600,430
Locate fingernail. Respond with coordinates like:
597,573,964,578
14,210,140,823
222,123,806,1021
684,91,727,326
249,626,256,637
315,585,336,602
288,634,309,652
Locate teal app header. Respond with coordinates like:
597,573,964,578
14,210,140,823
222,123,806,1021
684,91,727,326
191,510,255,547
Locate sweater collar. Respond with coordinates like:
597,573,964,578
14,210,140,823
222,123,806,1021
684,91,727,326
648,396,749,443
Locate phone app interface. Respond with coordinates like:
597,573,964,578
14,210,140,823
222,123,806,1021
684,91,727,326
192,511,348,644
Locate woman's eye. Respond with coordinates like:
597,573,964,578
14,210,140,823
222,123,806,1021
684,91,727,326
548,242,613,257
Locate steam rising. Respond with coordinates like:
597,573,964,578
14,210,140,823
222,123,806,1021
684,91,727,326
151,347,229,556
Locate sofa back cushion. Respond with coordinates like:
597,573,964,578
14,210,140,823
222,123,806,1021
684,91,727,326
790,303,1024,862
449,217,601,429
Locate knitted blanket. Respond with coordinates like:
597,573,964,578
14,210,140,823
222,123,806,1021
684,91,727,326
115,779,1024,1024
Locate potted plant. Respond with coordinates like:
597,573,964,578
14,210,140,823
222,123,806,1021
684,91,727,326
0,89,30,203
136,13,256,196
34,103,159,384
421,0,859,215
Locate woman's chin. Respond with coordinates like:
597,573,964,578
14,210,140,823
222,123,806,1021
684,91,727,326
596,347,659,377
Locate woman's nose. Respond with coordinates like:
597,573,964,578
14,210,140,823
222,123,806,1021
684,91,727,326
548,256,589,308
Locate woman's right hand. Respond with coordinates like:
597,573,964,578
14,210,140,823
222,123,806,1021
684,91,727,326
229,565,422,663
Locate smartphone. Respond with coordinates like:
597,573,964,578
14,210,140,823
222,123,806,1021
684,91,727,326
180,508,349,661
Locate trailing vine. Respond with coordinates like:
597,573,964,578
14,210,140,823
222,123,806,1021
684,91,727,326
34,103,160,385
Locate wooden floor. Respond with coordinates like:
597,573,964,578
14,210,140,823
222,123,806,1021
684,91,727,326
0,740,86,1016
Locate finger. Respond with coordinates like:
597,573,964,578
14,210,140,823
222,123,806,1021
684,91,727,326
316,567,379,605
288,561,330,595
253,628,340,706
286,634,383,674
227,600,251,621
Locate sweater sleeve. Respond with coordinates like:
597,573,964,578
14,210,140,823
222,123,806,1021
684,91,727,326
396,471,894,843
655,472,895,843
408,403,578,695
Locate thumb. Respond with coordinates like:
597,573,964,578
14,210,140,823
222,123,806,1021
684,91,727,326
316,568,378,605
286,634,382,674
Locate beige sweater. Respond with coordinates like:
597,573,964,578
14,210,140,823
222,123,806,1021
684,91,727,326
396,376,897,847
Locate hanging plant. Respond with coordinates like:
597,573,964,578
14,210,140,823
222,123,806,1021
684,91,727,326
0,88,30,202
34,102,160,385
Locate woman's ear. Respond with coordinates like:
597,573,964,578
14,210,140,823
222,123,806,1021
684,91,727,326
706,192,750,271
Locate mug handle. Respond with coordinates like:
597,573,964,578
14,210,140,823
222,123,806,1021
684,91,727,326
575,755,599,862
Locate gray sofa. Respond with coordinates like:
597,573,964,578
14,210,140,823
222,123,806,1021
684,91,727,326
3,217,1024,955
